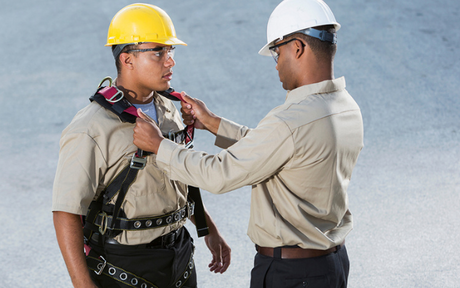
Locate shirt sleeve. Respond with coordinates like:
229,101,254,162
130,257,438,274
52,132,107,215
214,117,252,149
156,115,295,194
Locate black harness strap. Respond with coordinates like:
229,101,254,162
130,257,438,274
93,203,194,232
87,249,158,288
188,186,209,237
87,246,195,288
83,165,140,241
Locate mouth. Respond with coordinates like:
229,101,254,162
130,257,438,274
163,71,173,81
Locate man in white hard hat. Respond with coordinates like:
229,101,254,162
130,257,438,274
52,3,230,288
133,0,363,287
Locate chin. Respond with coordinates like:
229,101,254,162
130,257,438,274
157,83,171,92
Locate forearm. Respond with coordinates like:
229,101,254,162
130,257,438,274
203,115,221,136
53,211,97,288
190,205,219,236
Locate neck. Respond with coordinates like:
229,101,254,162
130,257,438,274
299,60,334,87
292,48,334,89
115,75,154,104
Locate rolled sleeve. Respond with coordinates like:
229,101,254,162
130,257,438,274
215,117,251,149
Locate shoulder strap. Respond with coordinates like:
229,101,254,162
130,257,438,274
90,87,137,123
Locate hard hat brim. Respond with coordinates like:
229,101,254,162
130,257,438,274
105,37,187,47
258,41,275,56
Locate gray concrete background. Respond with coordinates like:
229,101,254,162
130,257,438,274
1,0,459,287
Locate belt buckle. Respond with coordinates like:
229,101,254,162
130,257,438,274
95,255,107,275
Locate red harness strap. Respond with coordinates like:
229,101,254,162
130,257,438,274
97,86,139,117
97,86,194,147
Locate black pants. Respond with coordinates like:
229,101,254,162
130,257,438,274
250,245,349,288
87,228,196,288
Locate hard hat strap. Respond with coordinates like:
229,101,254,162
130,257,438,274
297,28,337,44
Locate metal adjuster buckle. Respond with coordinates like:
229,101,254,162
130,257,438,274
187,201,195,219
130,154,147,170
95,256,107,275
99,212,108,235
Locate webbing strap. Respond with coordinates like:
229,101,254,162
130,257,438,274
188,187,209,237
87,249,158,288
93,203,194,232
109,166,139,235
87,248,195,288
90,91,137,124
158,88,209,237
83,165,139,240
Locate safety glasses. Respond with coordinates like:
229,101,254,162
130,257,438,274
126,46,176,61
268,38,305,63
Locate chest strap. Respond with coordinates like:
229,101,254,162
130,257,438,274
94,202,195,234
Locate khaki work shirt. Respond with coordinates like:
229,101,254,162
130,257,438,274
52,92,188,245
156,77,363,249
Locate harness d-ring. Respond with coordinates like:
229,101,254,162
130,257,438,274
98,76,113,88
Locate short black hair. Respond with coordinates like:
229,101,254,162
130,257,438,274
112,44,140,73
289,25,337,61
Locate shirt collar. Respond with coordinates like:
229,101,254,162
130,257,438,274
285,77,346,102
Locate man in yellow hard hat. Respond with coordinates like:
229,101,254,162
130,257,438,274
133,0,363,287
52,3,230,288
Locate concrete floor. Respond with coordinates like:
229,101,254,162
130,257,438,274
1,0,459,287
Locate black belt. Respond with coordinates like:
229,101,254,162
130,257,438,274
256,242,345,259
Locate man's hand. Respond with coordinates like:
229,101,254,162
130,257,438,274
204,232,231,274
133,109,165,154
180,92,221,135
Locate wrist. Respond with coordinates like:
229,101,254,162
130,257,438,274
205,115,221,135
152,137,164,154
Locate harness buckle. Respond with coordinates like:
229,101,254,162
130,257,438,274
187,201,195,219
95,255,107,275
99,212,108,235
130,154,147,170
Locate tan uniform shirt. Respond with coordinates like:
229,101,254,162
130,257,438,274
52,92,188,245
156,77,363,249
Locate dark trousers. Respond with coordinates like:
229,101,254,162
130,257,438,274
88,228,196,288
250,245,349,288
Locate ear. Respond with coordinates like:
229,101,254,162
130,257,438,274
294,40,306,59
119,53,134,70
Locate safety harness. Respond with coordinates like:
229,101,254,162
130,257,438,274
83,77,208,287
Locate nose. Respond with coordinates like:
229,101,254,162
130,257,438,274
165,56,175,68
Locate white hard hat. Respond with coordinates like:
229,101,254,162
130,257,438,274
259,0,341,56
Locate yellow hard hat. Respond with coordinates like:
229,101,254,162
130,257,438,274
106,3,187,57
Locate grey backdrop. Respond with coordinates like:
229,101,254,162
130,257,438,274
1,0,459,287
